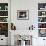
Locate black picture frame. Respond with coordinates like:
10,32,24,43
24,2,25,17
17,10,29,20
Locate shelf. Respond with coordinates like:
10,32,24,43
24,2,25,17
38,3,46,37
0,16,8,17
38,22,46,23
0,10,8,11
38,10,46,11
38,28,46,29
38,15,46,17
0,3,8,37
0,22,8,23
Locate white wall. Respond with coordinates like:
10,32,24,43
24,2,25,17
11,0,38,45
11,0,38,30
11,0,46,30
11,0,46,46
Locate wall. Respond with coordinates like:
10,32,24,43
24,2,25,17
11,0,38,30
11,0,46,46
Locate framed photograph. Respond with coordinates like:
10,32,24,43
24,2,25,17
17,10,29,20
38,3,46,10
38,29,46,37
0,23,8,37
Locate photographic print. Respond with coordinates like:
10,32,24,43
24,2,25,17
0,17,8,22
38,23,46,28
38,29,46,37
38,3,46,10
17,10,29,20
0,23,8,37
38,17,46,22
